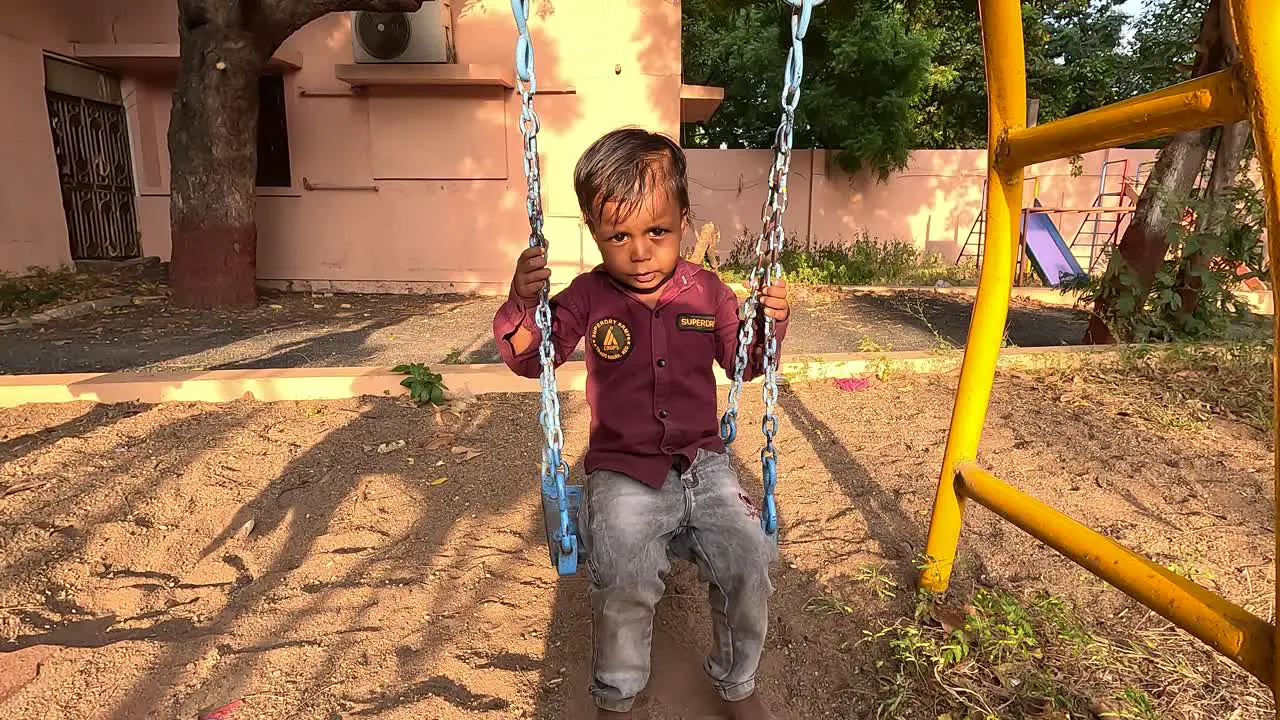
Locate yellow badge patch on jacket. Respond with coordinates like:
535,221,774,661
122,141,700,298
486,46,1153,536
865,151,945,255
590,318,632,361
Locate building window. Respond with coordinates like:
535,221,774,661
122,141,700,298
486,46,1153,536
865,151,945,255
256,74,292,188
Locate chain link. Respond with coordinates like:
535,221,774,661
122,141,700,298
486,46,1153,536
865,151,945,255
720,0,820,537
511,0,572,558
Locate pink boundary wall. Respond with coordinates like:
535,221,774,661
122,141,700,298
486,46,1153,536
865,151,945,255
686,147,1156,266
1,0,1154,292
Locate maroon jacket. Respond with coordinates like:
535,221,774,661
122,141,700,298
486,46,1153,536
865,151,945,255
493,259,788,488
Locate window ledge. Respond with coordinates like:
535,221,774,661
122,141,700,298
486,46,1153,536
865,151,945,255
136,187,304,198
335,63,514,89
256,186,303,197
71,43,302,74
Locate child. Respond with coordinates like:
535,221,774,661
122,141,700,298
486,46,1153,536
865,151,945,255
493,128,789,720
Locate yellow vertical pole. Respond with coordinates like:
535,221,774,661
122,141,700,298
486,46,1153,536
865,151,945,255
920,0,1026,592
1227,0,1280,699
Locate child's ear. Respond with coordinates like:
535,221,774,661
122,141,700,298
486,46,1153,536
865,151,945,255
681,210,689,235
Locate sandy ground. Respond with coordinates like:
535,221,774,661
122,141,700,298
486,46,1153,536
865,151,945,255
0,367,1273,719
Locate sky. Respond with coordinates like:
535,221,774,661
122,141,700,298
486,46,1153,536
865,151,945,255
1118,0,1147,42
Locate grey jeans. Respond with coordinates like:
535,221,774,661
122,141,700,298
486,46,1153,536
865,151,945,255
580,449,777,712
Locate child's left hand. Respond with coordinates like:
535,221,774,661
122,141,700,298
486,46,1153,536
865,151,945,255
758,277,789,322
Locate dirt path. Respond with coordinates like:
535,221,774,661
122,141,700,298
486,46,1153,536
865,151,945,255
0,287,1088,375
0,361,1272,718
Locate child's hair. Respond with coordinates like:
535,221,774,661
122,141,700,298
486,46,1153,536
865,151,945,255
573,128,690,230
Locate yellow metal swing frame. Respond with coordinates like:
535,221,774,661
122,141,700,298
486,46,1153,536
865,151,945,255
919,0,1280,697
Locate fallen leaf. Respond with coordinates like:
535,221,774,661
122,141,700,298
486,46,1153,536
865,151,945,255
424,436,455,451
1089,699,1122,718
51,340,72,346
429,477,448,486
377,440,406,454
236,519,255,539
451,446,482,462
928,602,968,634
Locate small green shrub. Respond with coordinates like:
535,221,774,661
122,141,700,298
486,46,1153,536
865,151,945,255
394,363,448,406
719,230,977,287
0,270,67,316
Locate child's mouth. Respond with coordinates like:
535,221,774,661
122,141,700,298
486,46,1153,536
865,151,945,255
631,271,658,284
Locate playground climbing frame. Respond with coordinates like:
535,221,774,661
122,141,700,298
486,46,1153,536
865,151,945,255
920,0,1280,698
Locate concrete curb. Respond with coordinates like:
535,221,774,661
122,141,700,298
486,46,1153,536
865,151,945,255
794,285,1276,315
0,295,166,331
0,345,1122,408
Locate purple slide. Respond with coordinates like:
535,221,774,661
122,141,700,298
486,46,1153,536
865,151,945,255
1022,200,1086,286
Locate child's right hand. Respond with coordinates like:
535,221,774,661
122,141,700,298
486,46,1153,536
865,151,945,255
513,245,551,304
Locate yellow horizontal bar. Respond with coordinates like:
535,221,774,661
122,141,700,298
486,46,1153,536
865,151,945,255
955,463,1275,687
999,69,1248,171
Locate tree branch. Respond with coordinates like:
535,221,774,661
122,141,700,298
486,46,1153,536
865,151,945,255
259,0,425,51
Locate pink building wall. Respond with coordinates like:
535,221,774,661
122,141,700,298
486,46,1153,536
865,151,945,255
0,0,682,292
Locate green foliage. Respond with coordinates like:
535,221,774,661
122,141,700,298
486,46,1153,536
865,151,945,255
393,363,448,407
0,276,63,316
686,0,1141,157
719,231,978,287
863,587,1237,719
1120,0,1210,102
685,0,1211,155
903,0,989,149
683,0,933,177
1024,0,1130,122
1079,176,1267,343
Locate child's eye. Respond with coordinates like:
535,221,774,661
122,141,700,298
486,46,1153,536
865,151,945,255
649,228,668,238
609,233,627,243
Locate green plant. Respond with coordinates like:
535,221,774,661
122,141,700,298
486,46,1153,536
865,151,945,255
1079,176,1267,343
443,347,465,365
805,595,857,616
720,231,979,288
0,270,66,316
1069,153,1085,177
394,363,448,406
854,564,900,599
1115,687,1161,720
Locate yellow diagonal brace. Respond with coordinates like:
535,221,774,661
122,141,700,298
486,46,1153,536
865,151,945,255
999,69,1248,171
956,463,1276,687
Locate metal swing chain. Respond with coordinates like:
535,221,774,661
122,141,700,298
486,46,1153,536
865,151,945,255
511,0,572,557
719,0,821,536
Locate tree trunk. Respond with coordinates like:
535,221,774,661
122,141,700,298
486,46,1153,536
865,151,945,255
1082,0,1227,343
168,5,266,309
1082,129,1214,343
1172,119,1251,320
687,222,721,270
168,0,423,309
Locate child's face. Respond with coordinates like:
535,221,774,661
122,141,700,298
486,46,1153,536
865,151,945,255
590,188,687,294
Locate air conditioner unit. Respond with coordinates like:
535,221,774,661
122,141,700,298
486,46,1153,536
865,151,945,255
352,2,455,64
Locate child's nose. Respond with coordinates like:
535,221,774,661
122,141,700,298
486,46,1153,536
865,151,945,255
629,239,653,264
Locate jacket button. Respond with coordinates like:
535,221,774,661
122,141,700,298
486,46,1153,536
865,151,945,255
656,359,666,368
658,409,670,419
